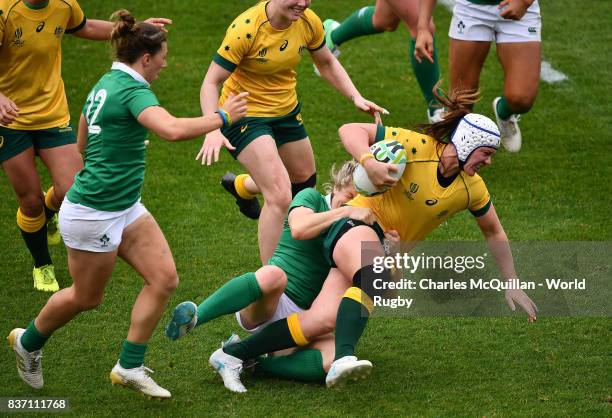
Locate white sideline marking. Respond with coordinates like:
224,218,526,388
436,0,568,83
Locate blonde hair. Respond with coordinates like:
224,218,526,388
323,160,357,194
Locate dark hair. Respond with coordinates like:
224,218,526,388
110,10,166,64
416,81,480,143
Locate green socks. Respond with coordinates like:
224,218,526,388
496,96,515,120
334,297,370,360
256,349,326,383
196,272,262,326
409,36,441,112
331,6,382,46
20,320,50,353
20,227,51,268
223,317,297,361
119,340,147,369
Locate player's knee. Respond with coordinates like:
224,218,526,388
18,194,44,217
74,293,104,311
291,173,316,197
505,92,536,114
51,181,72,202
317,315,336,335
256,265,287,294
150,269,179,296
263,183,292,211
354,265,390,300
372,14,399,32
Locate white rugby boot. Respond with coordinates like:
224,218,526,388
8,328,44,389
209,342,247,393
325,355,373,388
493,97,522,153
110,362,171,399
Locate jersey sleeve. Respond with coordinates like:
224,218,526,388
289,188,325,213
213,17,256,72
124,87,160,118
304,9,325,51
467,176,491,217
65,0,86,34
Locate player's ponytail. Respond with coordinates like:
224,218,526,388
110,10,166,64
416,81,480,143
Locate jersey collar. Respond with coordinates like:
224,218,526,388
324,193,332,209
111,62,150,87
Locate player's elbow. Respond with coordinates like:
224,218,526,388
290,226,308,240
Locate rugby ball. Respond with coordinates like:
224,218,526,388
353,139,407,197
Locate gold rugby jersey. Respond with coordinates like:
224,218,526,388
350,126,491,241
213,1,325,117
0,0,85,129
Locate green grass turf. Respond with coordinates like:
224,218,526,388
1,0,611,416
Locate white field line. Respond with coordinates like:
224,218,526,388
437,0,568,83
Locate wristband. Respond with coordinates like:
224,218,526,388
359,152,375,166
216,109,231,128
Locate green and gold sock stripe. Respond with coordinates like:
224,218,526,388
287,313,309,347
17,208,46,233
343,286,374,314
44,186,59,212
235,174,258,199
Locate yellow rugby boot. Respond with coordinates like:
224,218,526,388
33,264,59,292
46,213,61,246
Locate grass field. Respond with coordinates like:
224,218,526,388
1,0,611,416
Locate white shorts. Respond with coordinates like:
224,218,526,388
449,0,541,43
59,199,149,252
235,293,304,334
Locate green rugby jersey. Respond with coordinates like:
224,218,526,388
270,188,333,310
67,62,159,211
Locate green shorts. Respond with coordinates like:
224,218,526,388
221,103,308,159
323,218,385,267
0,124,76,163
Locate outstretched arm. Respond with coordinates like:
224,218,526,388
475,204,538,320
195,61,236,165
310,48,387,122
72,18,172,41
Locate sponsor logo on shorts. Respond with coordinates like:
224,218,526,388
58,122,73,133
296,113,303,125
457,20,465,34
528,27,537,34
0,136,4,148
100,234,110,247
12,27,24,47
240,124,248,134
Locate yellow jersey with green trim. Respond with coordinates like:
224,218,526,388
213,1,324,117
0,0,85,130
350,126,491,241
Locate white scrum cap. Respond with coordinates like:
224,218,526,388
450,113,500,165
